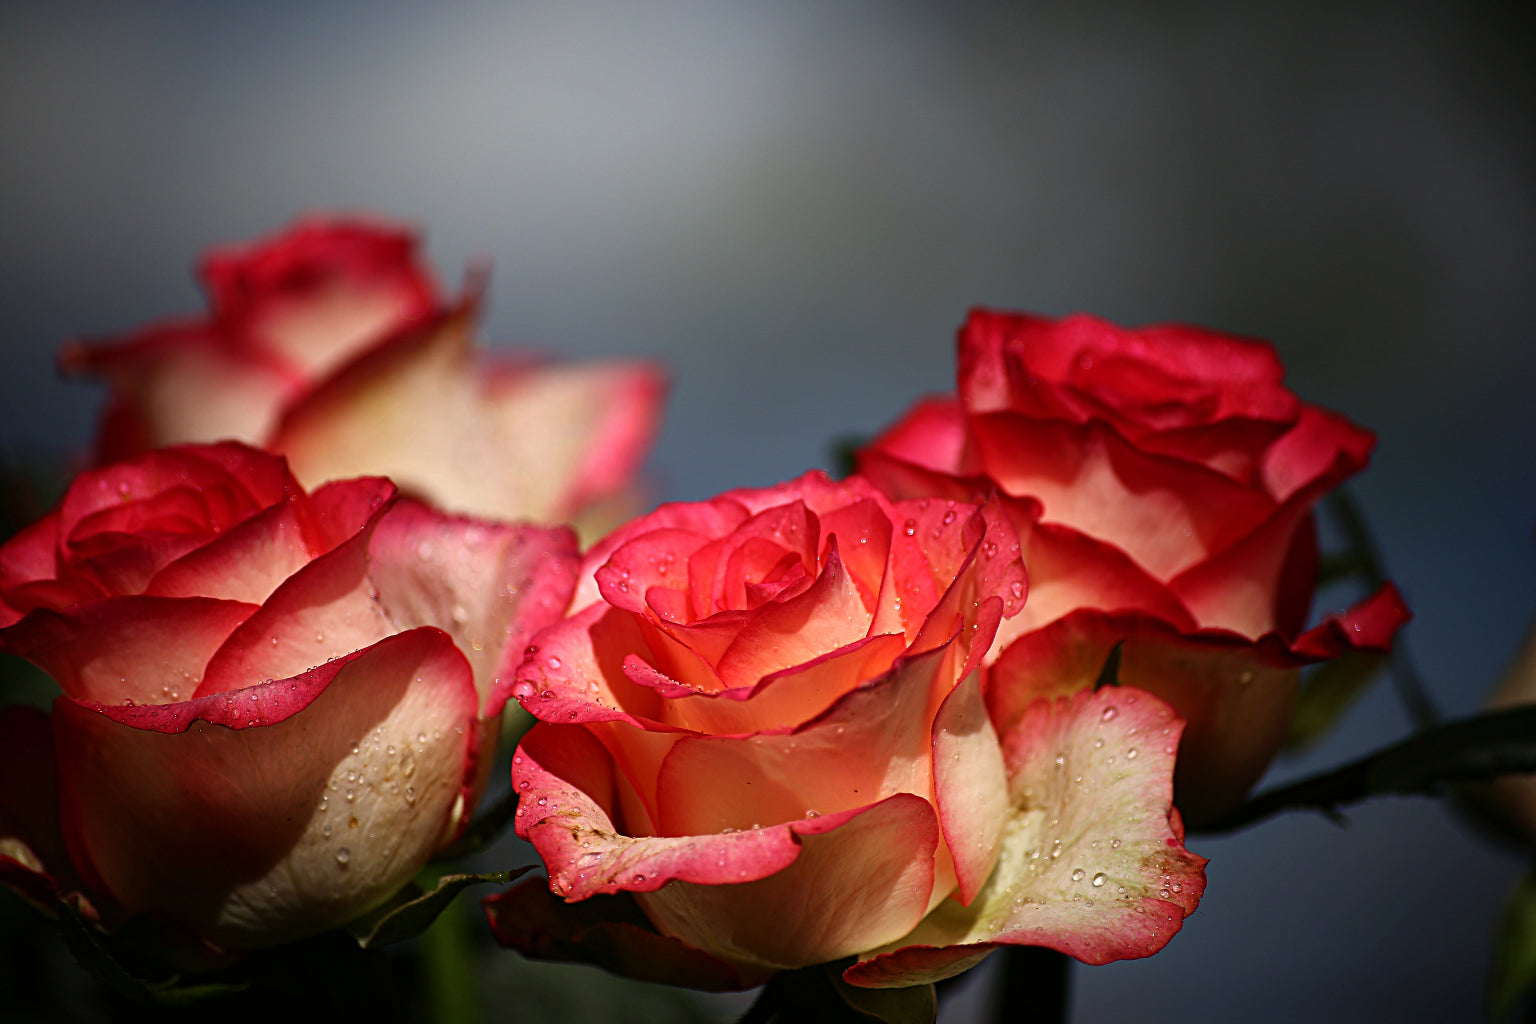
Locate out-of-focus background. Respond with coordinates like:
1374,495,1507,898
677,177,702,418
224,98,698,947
2,2,1534,1020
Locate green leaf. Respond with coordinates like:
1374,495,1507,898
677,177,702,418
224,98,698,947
433,786,520,861
1201,706,1536,834
829,435,870,481
1092,641,1124,692
351,867,531,949
1492,865,1536,1022
1284,651,1389,752
1315,550,1369,589
56,901,248,1006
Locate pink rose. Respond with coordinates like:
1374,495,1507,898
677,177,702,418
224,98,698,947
858,309,1409,822
486,472,1205,988
61,217,665,527
0,443,578,951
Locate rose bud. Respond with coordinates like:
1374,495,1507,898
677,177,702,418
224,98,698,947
0,443,578,952
60,217,665,530
486,472,1205,989
857,310,1409,823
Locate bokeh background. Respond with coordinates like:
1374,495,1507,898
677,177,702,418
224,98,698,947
2,2,1534,1020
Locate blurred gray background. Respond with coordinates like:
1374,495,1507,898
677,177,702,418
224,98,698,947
3,1,1534,1020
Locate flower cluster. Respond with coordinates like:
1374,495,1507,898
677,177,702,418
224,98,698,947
0,218,1406,999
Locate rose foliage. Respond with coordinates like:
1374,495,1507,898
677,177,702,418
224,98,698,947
0,443,578,955
487,471,1207,990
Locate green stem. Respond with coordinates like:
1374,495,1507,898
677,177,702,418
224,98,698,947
419,902,480,1024
1325,488,1438,728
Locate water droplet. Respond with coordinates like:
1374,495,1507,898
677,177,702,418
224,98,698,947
336,848,351,865
983,541,998,558
941,510,957,526
1071,868,1085,882
537,797,548,806
314,630,325,643
903,519,917,537
1092,873,1107,887
450,604,469,625
1054,754,1066,768
1010,580,1024,598
512,680,536,701
417,732,428,745
322,824,333,838
631,874,645,884
1127,748,1138,760
1101,706,1118,722
1110,838,1122,849
547,656,562,670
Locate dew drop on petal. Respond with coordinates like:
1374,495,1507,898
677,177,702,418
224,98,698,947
336,848,351,866
1092,873,1107,887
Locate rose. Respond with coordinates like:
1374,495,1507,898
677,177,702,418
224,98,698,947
61,217,665,528
0,443,578,952
485,471,1206,989
857,309,1410,822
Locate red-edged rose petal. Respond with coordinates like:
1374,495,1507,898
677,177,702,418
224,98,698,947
196,501,394,698
60,325,300,456
272,301,665,525
200,217,437,381
846,686,1205,987
365,497,580,716
53,627,478,949
0,596,255,705
638,793,941,973
968,413,1275,582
